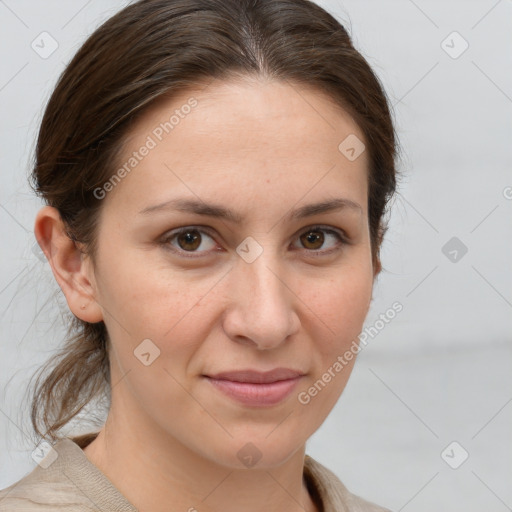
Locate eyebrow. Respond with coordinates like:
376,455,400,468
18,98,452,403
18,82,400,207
138,197,362,223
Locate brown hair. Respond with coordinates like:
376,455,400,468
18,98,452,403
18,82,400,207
29,0,401,442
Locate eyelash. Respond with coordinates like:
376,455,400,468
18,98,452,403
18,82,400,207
159,225,349,259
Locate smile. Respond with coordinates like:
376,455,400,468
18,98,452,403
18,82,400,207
203,371,304,407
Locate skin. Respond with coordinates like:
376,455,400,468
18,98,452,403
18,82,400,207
35,76,380,512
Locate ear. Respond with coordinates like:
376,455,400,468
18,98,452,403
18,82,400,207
34,206,103,323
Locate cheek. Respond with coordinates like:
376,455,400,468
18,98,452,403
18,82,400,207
303,268,373,349
98,257,227,383
96,246,203,328
293,268,372,417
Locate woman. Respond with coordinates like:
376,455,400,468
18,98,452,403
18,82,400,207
0,0,399,510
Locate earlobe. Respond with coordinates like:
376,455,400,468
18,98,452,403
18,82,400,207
34,206,103,323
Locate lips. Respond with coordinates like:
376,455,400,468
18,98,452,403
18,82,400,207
205,368,305,384
203,368,305,407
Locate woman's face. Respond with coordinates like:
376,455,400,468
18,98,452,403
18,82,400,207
85,77,376,468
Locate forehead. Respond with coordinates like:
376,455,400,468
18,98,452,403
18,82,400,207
102,77,369,219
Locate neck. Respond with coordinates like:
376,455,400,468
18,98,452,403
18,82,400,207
82,411,318,512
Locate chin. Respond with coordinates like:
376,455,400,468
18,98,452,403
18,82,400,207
203,433,305,471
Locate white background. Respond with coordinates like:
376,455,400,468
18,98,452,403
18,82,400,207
0,1,511,510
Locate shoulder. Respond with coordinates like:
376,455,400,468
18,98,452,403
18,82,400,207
0,437,106,511
304,455,393,512
0,467,92,511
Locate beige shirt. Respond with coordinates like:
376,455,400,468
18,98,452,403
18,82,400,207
0,433,391,511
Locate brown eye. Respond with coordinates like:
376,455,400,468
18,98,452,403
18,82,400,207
300,230,325,250
293,226,346,254
162,227,217,256
176,229,202,251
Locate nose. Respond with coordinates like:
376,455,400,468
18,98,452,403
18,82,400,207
222,251,300,350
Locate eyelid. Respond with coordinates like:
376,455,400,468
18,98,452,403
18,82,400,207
160,225,220,258
160,224,350,258
291,224,350,256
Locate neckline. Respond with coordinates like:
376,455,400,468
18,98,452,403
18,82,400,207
67,432,325,512
70,430,100,449
53,435,137,511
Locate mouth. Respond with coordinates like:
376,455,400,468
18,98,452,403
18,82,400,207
202,368,305,407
